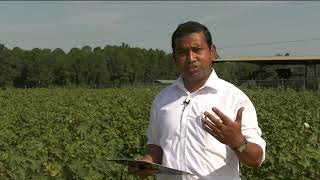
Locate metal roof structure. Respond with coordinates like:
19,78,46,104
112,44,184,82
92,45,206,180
214,55,320,65
155,80,176,84
213,55,320,90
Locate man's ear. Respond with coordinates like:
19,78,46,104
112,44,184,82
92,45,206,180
172,53,176,62
210,44,216,59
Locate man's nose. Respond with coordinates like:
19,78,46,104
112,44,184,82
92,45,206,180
186,51,196,62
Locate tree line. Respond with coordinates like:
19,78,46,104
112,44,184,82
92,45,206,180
0,43,179,88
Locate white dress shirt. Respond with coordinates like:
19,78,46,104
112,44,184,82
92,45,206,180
147,69,266,180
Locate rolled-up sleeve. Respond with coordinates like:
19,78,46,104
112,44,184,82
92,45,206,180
236,97,266,163
147,99,160,146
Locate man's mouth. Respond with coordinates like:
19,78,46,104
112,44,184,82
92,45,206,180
186,65,199,72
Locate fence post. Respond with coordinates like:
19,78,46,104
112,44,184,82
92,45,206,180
302,78,306,90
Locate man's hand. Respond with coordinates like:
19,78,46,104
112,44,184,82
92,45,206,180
128,159,158,179
202,107,264,168
202,107,245,149
128,144,163,179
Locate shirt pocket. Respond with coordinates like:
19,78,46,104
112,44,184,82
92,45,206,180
194,104,227,153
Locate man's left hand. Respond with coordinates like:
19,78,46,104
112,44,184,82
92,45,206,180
202,107,245,149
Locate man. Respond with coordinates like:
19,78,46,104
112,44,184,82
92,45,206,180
131,21,266,179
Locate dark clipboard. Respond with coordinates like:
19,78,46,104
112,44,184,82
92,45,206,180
107,158,194,176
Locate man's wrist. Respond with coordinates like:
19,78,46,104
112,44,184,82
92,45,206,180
232,136,248,153
140,155,154,163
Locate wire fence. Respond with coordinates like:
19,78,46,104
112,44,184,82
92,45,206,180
90,82,169,89
89,78,320,91
232,77,320,90
16,78,320,91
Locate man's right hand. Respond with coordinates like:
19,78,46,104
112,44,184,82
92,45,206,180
128,144,163,179
128,160,158,179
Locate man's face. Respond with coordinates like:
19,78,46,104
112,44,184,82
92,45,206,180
173,31,215,84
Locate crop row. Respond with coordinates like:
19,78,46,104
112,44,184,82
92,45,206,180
0,87,319,179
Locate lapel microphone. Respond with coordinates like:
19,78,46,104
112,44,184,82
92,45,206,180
183,96,191,105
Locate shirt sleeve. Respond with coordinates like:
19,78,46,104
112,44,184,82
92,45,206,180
147,98,160,146
236,96,266,164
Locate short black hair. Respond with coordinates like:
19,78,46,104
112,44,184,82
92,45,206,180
171,21,213,54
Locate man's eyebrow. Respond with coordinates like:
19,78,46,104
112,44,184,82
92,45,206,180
177,43,202,48
191,44,205,49
175,47,187,51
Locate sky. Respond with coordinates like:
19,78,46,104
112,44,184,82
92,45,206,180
1,1,320,57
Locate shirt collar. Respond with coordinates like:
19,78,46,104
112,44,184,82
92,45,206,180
204,68,220,90
173,68,220,92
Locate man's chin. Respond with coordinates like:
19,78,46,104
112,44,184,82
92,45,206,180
183,73,203,82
